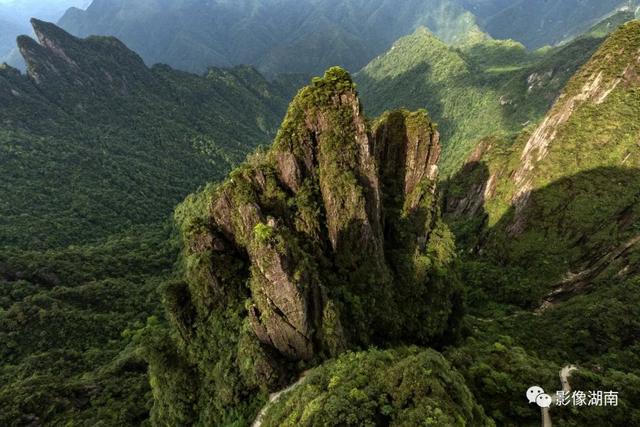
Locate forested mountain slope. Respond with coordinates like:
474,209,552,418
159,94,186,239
150,23,640,423
356,11,635,174
0,20,303,425
1,19,301,250
446,19,640,310
443,20,640,426
58,0,484,75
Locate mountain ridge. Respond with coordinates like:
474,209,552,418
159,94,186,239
355,15,628,174
1,19,301,249
58,0,485,75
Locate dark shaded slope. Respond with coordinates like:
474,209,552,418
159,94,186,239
442,21,640,426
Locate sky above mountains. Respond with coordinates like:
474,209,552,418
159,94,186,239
0,0,89,23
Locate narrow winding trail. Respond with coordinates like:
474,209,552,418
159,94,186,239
542,365,578,427
251,373,308,427
252,365,577,426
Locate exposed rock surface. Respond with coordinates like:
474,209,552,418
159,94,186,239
18,19,153,102
444,21,640,308
511,23,640,225
150,68,463,425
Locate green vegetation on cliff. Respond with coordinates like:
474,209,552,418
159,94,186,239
145,68,463,425
260,347,493,427
356,13,635,174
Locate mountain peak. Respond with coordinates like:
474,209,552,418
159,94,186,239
30,18,78,50
17,20,152,101
149,68,463,423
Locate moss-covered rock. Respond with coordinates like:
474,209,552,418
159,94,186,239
147,67,464,423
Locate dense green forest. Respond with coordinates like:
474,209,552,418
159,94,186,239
356,10,636,173
1,6,640,427
0,19,303,424
0,225,172,425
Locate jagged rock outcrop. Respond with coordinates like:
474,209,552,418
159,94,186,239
17,18,153,103
149,68,463,425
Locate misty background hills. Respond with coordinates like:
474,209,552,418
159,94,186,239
0,0,90,66
2,0,640,75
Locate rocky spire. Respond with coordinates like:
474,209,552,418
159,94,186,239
149,67,463,424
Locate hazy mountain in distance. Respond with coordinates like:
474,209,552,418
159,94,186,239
0,16,21,57
56,0,640,76
463,0,638,48
58,0,485,75
0,0,91,23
